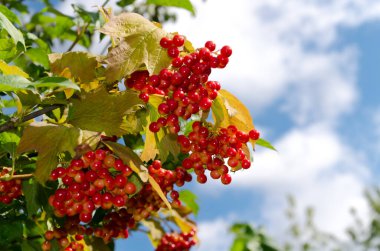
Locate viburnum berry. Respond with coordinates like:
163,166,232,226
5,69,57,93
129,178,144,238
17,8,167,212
221,45,232,57
205,41,216,51
0,169,23,204
160,37,172,48
156,230,197,251
249,129,260,140
172,34,185,47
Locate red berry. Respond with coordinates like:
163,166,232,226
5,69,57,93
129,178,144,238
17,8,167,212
249,129,260,140
221,45,232,57
221,173,232,185
172,34,185,47
199,97,212,110
160,37,172,48
205,41,216,51
168,46,180,58
149,122,160,133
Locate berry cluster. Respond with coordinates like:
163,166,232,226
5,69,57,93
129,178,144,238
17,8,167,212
178,122,260,184
43,209,132,250
0,169,22,204
148,160,192,206
124,35,232,134
123,160,192,223
49,149,136,223
155,230,197,251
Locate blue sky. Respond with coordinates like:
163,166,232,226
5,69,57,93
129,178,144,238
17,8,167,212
54,0,380,250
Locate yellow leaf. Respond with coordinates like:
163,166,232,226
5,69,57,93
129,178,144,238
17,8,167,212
211,89,256,146
149,175,172,210
49,52,103,92
140,95,164,162
160,208,196,234
141,219,164,247
64,88,75,99
0,60,29,78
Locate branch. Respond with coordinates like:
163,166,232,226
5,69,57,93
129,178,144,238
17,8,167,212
66,22,90,52
0,173,33,181
0,105,63,133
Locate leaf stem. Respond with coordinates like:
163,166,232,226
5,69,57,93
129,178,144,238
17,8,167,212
0,105,63,133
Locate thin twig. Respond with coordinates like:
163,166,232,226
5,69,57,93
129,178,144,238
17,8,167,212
0,173,33,181
0,105,63,133
67,22,90,52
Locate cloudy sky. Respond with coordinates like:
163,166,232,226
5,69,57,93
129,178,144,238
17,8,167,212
56,0,380,250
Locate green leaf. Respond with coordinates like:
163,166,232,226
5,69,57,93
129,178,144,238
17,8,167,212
25,48,50,68
17,122,81,183
100,13,171,82
230,223,254,236
33,77,80,91
0,74,31,91
0,38,18,62
179,190,199,216
157,133,180,163
230,237,249,251
22,180,42,218
21,239,44,251
0,11,25,48
147,0,195,14
16,90,41,107
123,133,144,150
0,220,23,248
68,89,144,136
0,132,20,155
117,0,136,7
128,173,144,196
0,5,21,25
256,138,276,151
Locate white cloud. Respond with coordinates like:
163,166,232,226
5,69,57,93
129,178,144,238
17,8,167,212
195,218,234,251
231,124,370,239
165,0,380,125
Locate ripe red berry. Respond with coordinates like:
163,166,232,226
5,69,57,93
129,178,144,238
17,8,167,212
168,46,180,58
199,97,212,110
249,129,260,140
205,41,216,51
221,45,232,57
149,122,160,133
139,92,149,102
172,34,185,47
160,37,172,48
221,173,232,185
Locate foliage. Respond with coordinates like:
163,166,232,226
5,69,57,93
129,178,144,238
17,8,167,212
230,189,380,251
0,0,272,250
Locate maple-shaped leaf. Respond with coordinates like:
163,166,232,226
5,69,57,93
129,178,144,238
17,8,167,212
100,13,171,82
68,88,144,136
48,52,104,92
17,122,80,183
